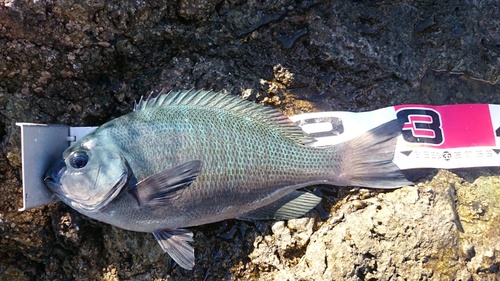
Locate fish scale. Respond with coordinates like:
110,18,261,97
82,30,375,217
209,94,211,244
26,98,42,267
116,106,328,193
44,89,412,270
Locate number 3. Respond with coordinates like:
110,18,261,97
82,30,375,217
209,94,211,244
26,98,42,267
396,108,444,145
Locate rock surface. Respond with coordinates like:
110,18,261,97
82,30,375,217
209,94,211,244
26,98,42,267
1,0,499,280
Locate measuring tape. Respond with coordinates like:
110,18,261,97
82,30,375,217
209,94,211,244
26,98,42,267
291,104,500,170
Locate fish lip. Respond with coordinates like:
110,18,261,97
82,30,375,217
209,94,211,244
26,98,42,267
44,177,68,202
44,176,58,188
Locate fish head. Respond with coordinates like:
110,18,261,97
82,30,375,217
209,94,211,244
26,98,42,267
44,137,129,212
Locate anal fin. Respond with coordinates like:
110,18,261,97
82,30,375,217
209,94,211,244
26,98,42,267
153,228,195,270
240,191,321,220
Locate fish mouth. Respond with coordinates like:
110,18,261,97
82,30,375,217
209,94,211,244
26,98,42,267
44,159,66,193
44,176,61,191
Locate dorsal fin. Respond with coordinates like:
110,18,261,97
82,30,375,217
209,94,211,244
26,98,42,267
134,89,315,145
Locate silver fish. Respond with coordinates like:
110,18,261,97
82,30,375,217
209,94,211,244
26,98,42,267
44,89,411,269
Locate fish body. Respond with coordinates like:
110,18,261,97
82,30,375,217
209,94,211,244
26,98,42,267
45,90,411,269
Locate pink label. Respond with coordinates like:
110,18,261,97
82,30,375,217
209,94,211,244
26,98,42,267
394,104,495,148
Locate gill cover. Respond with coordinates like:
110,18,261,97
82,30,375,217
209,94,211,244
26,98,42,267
45,141,129,212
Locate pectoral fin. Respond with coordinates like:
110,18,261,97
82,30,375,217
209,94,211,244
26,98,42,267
132,160,202,207
241,191,321,220
153,229,195,270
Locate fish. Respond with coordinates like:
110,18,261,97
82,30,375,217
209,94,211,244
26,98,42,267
44,89,412,269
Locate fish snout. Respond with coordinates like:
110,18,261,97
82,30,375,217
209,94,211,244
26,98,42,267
44,159,66,191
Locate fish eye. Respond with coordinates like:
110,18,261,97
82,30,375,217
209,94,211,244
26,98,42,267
69,151,89,169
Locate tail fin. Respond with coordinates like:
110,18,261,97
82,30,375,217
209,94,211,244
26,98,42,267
337,119,412,189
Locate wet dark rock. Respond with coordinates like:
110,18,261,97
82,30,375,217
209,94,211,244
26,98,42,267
357,16,383,35
178,0,221,21
414,13,436,32
275,27,308,49
1,0,500,280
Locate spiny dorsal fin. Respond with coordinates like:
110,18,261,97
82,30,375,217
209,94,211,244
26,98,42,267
134,89,316,145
